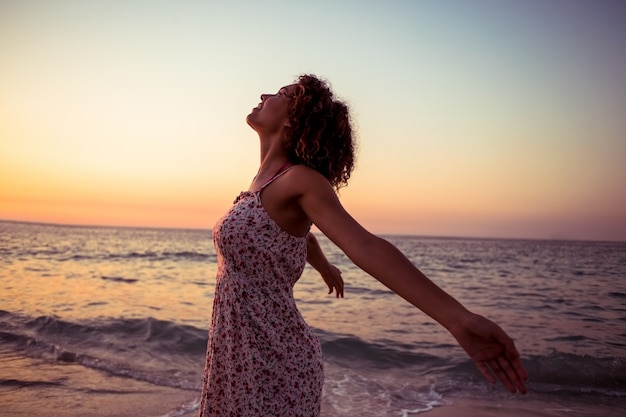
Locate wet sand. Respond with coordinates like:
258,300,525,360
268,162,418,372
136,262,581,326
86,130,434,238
423,396,624,417
1,383,195,417
0,352,197,417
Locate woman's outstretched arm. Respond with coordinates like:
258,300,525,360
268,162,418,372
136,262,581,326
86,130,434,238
294,168,528,393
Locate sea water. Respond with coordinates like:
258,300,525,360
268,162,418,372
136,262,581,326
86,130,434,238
0,220,624,416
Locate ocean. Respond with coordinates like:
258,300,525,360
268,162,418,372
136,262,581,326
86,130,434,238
0,220,624,416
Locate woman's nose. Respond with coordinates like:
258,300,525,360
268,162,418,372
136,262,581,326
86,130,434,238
260,94,269,100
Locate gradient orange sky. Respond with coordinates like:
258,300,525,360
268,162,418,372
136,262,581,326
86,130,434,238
1,0,625,241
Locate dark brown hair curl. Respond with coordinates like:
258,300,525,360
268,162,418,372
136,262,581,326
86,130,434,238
284,74,356,190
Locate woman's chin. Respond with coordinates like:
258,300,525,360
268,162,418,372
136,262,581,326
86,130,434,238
245,113,258,129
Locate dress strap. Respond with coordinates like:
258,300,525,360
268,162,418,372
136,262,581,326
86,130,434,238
258,162,294,191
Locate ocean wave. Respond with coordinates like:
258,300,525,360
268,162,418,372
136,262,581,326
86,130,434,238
320,333,449,370
0,378,64,388
1,249,215,263
0,312,206,391
101,275,139,283
0,328,200,391
0,311,207,362
30,314,205,355
57,251,216,262
1,310,624,396
524,352,626,391
443,351,626,397
321,335,626,395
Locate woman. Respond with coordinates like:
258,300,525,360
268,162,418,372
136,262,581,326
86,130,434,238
199,75,528,416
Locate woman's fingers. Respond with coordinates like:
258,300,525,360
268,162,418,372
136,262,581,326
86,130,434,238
474,360,496,385
475,355,527,394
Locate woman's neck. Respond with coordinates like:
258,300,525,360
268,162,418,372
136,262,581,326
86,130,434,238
257,132,289,171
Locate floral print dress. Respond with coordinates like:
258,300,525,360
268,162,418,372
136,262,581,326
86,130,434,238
199,167,324,417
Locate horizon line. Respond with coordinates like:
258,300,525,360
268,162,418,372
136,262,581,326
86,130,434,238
1,218,624,244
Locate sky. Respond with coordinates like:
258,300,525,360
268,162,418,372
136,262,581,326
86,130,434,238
1,0,625,241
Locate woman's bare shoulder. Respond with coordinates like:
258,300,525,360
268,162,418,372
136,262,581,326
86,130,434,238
288,164,334,187
283,165,337,200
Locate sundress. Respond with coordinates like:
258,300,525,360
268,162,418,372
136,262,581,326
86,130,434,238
198,166,324,417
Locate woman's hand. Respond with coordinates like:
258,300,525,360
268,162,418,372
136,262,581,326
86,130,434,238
319,264,344,298
306,232,344,298
449,312,528,394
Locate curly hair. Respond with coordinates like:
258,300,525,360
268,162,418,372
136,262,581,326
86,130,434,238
284,74,356,190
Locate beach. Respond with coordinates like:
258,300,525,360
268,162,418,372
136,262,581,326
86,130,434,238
1,220,624,416
0,348,194,417
420,397,624,417
3,353,622,417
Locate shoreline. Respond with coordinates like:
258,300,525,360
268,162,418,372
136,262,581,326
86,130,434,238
0,384,197,417
0,351,197,417
422,396,624,417
1,385,196,417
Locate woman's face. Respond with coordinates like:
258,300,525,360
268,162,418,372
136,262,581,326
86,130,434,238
246,84,298,134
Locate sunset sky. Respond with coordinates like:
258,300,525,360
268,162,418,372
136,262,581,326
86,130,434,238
1,0,625,241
